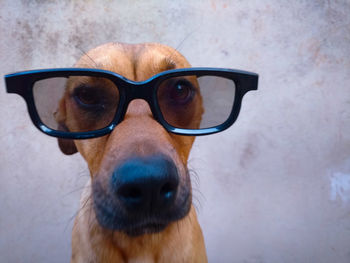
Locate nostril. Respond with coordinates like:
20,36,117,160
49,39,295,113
160,182,176,199
118,186,143,202
128,187,142,199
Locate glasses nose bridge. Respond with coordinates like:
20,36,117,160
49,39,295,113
124,80,155,106
129,82,151,99
120,81,156,118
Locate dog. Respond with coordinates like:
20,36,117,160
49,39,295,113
57,43,208,262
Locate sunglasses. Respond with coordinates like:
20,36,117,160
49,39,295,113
5,68,258,139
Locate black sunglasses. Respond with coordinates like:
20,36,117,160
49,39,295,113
5,67,258,139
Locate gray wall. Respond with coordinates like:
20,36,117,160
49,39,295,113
1,0,350,262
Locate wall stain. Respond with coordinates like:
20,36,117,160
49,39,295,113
239,133,260,169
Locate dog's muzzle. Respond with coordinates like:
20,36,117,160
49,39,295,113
93,154,191,236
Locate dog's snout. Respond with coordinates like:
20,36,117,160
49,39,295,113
111,155,179,213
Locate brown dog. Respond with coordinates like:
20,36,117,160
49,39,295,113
57,43,208,262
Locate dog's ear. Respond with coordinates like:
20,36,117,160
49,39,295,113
57,123,78,155
55,97,78,155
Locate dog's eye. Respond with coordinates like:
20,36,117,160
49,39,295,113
73,86,105,109
167,80,195,105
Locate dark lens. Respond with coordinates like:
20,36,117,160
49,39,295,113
33,76,119,133
157,75,236,129
157,76,202,129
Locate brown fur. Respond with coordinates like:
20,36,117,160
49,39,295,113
61,43,207,262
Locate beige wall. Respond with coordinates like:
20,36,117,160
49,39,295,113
1,0,350,262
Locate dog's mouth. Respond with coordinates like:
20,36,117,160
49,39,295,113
124,222,167,236
92,160,192,236
93,192,191,236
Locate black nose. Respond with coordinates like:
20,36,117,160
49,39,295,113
111,155,179,214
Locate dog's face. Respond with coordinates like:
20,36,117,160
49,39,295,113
57,43,202,236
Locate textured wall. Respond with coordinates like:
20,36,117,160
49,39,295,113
1,0,350,262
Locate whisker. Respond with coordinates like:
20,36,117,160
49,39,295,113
64,192,93,232
187,209,193,227
176,220,181,236
175,28,198,53
169,28,198,61
76,47,99,68
62,184,90,197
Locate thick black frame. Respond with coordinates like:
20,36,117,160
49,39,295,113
5,67,258,139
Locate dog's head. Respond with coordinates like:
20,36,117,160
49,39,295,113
56,43,202,236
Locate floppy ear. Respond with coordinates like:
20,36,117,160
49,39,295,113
55,97,78,155
57,123,78,155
